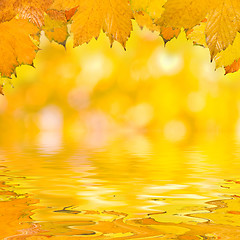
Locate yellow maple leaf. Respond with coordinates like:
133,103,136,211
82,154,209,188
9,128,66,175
134,11,159,32
206,0,240,58
154,0,209,46
43,13,69,44
187,20,240,74
187,21,207,48
131,0,166,19
131,0,150,11
131,0,168,41
130,0,240,70
215,33,240,69
0,19,38,77
51,0,133,48
159,0,209,29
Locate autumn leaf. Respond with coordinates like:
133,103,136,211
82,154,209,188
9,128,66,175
43,10,69,44
187,21,207,47
159,0,209,29
131,0,166,19
17,0,54,27
51,0,133,48
0,19,38,77
46,9,65,21
131,1,181,44
65,6,79,21
160,27,180,44
225,59,240,74
134,11,159,32
1,0,240,78
206,0,240,58
43,20,68,44
0,0,16,23
0,85,3,95
0,0,54,27
214,33,240,71
130,0,150,12
158,0,240,59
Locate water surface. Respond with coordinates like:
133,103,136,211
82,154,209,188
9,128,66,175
1,134,240,239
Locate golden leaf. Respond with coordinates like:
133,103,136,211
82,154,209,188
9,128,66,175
134,11,159,32
131,0,150,12
206,0,240,58
0,0,240,77
159,0,208,29
131,0,166,19
215,33,240,69
157,0,240,67
43,14,69,43
187,22,207,47
0,19,38,77
51,0,133,48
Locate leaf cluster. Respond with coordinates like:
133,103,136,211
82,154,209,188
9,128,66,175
1,0,240,83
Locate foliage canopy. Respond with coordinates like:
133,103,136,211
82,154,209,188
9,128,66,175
1,0,240,82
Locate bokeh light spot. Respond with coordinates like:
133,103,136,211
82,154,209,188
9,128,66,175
148,48,183,77
188,92,206,112
126,103,154,128
164,120,187,142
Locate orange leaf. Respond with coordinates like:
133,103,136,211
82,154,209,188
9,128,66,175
65,6,79,21
160,27,180,43
17,0,54,27
46,9,67,22
0,19,38,77
225,59,240,74
0,0,16,23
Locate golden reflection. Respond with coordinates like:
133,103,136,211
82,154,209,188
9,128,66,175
0,134,240,239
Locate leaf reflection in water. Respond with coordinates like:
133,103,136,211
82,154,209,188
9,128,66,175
1,135,240,239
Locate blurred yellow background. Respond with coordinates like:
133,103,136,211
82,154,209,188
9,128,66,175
1,21,240,145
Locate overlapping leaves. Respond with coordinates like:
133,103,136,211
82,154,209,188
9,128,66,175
157,0,240,74
1,0,240,81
